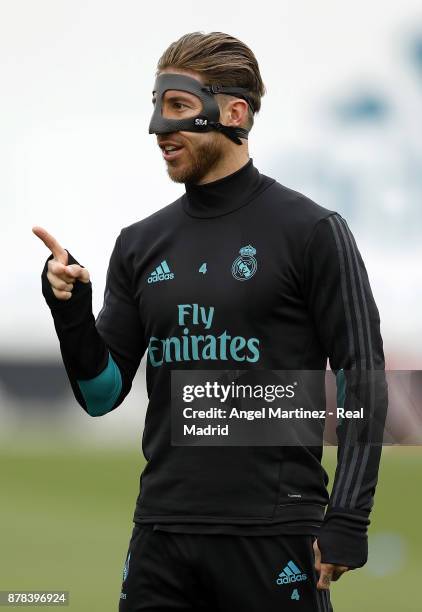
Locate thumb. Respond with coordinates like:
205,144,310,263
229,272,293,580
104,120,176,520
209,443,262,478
65,264,90,284
313,537,322,573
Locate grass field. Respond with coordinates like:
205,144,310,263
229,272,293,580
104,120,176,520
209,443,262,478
0,440,421,611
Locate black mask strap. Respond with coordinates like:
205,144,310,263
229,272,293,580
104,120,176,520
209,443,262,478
206,121,250,145
201,84,255,115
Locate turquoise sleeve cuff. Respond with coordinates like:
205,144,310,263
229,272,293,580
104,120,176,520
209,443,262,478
77,352,123,416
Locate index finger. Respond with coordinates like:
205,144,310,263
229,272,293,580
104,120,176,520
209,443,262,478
32,226,67,263
317,562,334,587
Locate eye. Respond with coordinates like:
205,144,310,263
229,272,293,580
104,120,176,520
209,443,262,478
173,102,189,109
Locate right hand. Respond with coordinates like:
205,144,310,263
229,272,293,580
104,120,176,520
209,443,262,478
32,226,90,301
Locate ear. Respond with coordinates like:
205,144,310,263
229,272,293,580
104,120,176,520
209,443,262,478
218,95,249,129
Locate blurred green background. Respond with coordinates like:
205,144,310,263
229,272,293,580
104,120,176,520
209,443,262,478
0,439,420,611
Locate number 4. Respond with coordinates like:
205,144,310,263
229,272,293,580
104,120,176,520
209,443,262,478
199,263,207,274
291,588,300,600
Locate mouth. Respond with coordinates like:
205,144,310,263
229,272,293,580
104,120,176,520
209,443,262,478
159,143,185,161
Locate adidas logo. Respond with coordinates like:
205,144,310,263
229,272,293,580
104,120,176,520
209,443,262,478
147,260,174,284
276,560,307,586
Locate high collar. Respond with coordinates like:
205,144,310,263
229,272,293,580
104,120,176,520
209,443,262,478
182,158,274,219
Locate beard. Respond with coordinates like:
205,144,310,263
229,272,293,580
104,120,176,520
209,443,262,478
165,133,226,184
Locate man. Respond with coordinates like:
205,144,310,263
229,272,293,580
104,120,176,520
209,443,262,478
34,31,387,612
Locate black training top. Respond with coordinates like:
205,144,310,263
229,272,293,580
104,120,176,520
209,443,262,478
41,158,388,568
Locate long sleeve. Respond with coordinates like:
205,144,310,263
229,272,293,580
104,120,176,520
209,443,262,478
41,230,146,416
302,212,388,568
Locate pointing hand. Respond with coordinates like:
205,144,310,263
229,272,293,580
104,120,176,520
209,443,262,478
32,225,90,301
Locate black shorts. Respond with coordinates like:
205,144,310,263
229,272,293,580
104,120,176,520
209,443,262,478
118,524,333,612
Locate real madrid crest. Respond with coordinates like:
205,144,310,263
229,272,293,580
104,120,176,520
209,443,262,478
231,245,257,281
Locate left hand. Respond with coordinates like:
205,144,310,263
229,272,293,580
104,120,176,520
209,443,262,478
313,538,350,590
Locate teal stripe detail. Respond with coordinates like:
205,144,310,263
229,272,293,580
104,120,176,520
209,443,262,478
336,368,346,426
77,352,122,416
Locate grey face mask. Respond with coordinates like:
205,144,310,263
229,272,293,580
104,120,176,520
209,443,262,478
148,72,254,145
